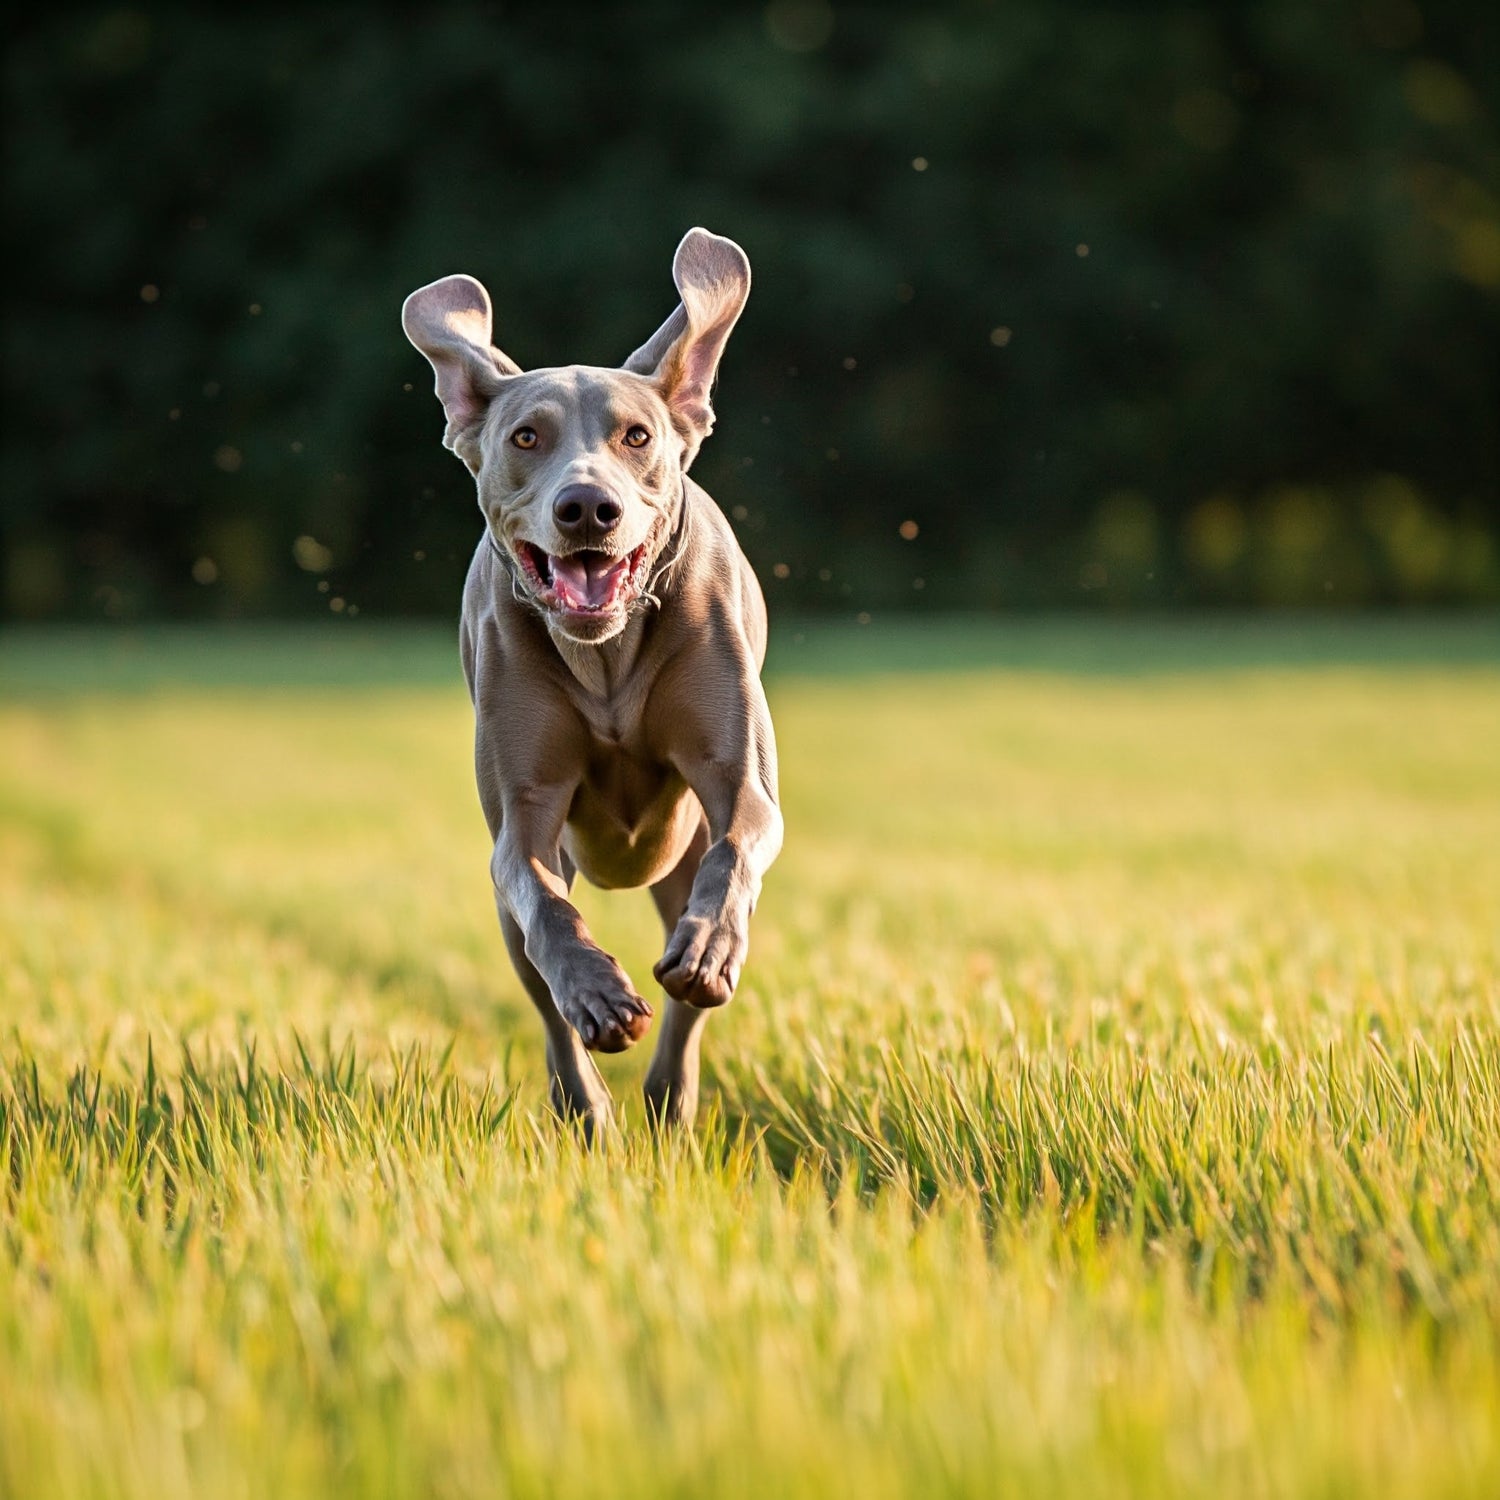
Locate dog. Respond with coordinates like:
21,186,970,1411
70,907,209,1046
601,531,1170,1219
401,228,783,1132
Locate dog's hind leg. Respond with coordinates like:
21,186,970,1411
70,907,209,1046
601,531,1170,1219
498,861,614,1135
643,816,714,1128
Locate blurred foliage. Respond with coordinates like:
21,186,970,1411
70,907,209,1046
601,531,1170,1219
2,1,1497,621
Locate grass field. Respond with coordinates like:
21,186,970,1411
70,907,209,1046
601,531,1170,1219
2,616,1498,1499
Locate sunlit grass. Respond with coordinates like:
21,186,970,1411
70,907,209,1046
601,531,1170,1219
2,619,1498,1498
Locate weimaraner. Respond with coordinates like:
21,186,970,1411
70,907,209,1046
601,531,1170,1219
402,228,782,1132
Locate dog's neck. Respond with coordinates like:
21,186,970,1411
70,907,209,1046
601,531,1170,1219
642,474,693,610
538,605,646,699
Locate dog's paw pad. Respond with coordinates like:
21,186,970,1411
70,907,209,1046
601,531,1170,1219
562,961,652,1053
654,916,744,1009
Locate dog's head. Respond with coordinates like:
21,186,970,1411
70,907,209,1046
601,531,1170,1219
402,228,750,645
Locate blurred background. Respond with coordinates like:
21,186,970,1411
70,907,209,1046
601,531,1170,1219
3,1,1497,624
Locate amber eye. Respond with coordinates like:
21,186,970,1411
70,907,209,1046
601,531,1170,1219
623,424,651,449
512,426,538,449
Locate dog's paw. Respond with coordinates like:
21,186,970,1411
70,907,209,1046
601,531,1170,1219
559,950,653,1052
653,914,745,1009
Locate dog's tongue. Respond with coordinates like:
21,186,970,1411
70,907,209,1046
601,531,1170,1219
550,551,626,610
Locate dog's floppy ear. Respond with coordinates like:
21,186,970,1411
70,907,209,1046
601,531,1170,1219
401,275,521,466
622,228,750,466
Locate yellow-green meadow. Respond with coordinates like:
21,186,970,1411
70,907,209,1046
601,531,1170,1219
3,618,1498,1499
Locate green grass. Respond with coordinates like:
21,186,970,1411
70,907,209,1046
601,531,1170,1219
2,617,1498,1499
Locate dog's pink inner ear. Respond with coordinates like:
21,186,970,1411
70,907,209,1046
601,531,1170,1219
658,300,741,435
401,274,519,452
641,229,751,455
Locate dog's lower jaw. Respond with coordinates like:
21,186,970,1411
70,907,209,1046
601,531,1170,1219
501,518,671,646
552,603,633,645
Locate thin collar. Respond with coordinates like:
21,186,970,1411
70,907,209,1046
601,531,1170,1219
645,478,692,601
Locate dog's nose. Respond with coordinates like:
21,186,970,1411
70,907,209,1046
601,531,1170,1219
552,484,622,542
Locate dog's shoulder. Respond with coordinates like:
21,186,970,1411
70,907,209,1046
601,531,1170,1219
668,480,768,671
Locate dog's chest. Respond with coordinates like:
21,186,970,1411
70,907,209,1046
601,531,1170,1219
566,723,693,889
559,673,664,801
569,677,647,757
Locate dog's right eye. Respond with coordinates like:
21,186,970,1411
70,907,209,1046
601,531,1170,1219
511,427,538,449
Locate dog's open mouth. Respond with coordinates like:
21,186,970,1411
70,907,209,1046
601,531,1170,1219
516,541,652,616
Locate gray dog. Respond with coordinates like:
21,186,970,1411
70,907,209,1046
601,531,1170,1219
402,228,783,1133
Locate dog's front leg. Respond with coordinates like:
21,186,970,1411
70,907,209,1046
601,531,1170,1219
491,788,654,1071
497,903,614,1131
653,678,783,1011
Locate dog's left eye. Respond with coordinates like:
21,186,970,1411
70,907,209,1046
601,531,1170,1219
623,425,651,449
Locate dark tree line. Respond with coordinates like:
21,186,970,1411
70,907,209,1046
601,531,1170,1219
3,2,1497,621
